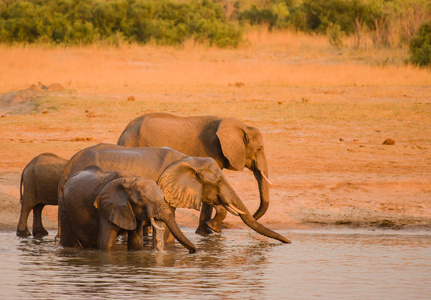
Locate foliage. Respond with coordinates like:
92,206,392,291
0,0,429,49
237,1,290,31
409,21,431,67
0,0,242,47
301,0,370,35
327,23,343,48
236,0,430,49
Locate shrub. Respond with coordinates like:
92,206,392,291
237,1,290,31
0,0,242,47
302,0,371,35
328,23,343,48
409,21,431,67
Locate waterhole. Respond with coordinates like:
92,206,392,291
1,228,430,299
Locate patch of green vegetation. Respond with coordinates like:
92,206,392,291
1,0,429,51
0,0,242,47
409,21,431,67
237,0,430,49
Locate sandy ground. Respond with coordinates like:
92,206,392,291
0,38,430,236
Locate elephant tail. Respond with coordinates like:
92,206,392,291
19,169,24,204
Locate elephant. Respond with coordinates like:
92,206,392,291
59,165,196,253
58,143,291,244
117,112,272,234
17,153,68,237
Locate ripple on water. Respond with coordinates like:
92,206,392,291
0,228,430,299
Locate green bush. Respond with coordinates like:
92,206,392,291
236,0,430,49
237,1,290,31
328,23,343,48
302,0,371,35
0,0,242,47
1,0,428,49
409,21,431,67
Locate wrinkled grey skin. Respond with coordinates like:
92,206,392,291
59,166,196,253
59,144,290,244
17,153,67,238
117,112,271,234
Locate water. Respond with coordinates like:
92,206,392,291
1,228,430,299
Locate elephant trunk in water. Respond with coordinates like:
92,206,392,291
220,185,291,244
239,208,290,244
160,215,196,253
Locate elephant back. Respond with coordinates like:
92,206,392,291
59,144,188,198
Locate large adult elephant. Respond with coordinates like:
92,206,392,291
58,144,290,244
59,166,196,253
117,113,271,234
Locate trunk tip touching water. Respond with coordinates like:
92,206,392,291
163,217,197,253
240,212,291,244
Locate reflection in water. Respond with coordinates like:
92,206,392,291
0,228,430,299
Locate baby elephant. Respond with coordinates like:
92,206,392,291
58,166,196,253
17,153,67,237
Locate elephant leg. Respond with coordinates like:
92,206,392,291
195,203,214,235
17,200,33,237
58,206,79,247
128,220,144,250
143,222,151,241
163,207,176,243
98,217,120,250
206,205,227,233
32,204,48,238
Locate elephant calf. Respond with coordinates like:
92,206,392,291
59,166,196,253
17,153,67,237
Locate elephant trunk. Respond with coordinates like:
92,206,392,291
251,159,270,220
221,185,290,244
239,210,290,244
160,216,196,253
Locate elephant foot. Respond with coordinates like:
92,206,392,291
17,229,31,237
206,219,222,233
195,225,213,235
33,229,49,238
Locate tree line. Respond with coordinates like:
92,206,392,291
0,0,430,65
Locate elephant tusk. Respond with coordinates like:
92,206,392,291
225,203,246,216
225,205,239,216
150,218,164,231
261,171,273,185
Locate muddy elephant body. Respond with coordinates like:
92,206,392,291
59,144,290,244
17,153,67,237
117,113,271,232
59,166,196,252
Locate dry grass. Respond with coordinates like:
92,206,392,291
1,30,430,170
0,30,430,96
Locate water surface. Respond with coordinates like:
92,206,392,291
1,228,430,299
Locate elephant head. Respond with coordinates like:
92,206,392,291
158,157,290,244
216,118,270,220
94,177,196,253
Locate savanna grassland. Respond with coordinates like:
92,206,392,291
0,30,430,232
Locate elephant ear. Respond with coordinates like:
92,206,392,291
94,178,137,231
216,118,247,171
158,158,203,210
